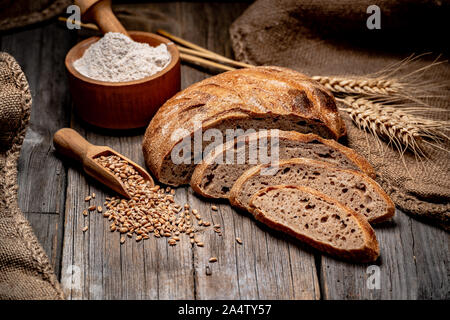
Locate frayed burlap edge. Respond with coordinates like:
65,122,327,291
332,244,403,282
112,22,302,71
376,179,450,231
0,0,71,32
0,52,64,299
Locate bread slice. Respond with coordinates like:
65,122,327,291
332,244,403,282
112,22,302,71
143,66,346,186
229,158,395,224
249,185,379,262
190,130,375,199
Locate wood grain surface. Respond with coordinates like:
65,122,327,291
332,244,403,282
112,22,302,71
2,1,448,300
1,23,75,278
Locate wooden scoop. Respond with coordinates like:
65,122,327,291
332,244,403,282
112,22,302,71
76,0,129,36
53,128,154,199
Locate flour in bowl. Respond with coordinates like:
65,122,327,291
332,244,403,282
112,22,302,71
73,32,171,82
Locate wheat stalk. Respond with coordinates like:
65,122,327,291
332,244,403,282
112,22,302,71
338,96,450,157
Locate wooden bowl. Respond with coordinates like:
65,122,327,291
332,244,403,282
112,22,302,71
65,31,180,129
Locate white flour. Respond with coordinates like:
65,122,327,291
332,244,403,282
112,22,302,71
73,32,171,82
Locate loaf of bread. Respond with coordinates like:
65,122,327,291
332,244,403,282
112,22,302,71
229,158,395,224
249,185,379,262
142,66,346,186
190,130,375,199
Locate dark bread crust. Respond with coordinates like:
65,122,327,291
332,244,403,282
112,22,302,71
190,131,375,199
229,158,395,224
249,185,380,263
142,66,346,186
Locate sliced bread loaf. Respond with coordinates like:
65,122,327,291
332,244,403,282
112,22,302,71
229,158,395,224
249,185,379,262
143,66,346,186
190,130,375,199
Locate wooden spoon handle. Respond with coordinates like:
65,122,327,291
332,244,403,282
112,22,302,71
75,0,129,36
53,128,93,163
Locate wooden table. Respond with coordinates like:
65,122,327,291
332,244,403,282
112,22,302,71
1,1,448,300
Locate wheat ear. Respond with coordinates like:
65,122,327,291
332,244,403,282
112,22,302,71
314,55,449,107
338,97,450,156
313,76,402,96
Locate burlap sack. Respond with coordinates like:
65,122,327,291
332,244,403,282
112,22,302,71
230,0,450,230
0,52,64,300
0,0,70,32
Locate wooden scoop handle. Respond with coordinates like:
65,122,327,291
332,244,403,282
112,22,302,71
75,0,129,36
53,128,92,163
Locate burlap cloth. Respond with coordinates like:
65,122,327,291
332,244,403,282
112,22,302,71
0,52,64,299
229,0,450,230
0,0,70,32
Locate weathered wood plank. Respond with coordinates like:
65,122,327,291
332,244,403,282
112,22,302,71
320,209,449,299
1,22,76,277
146,187,195,300
410,217,449,299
